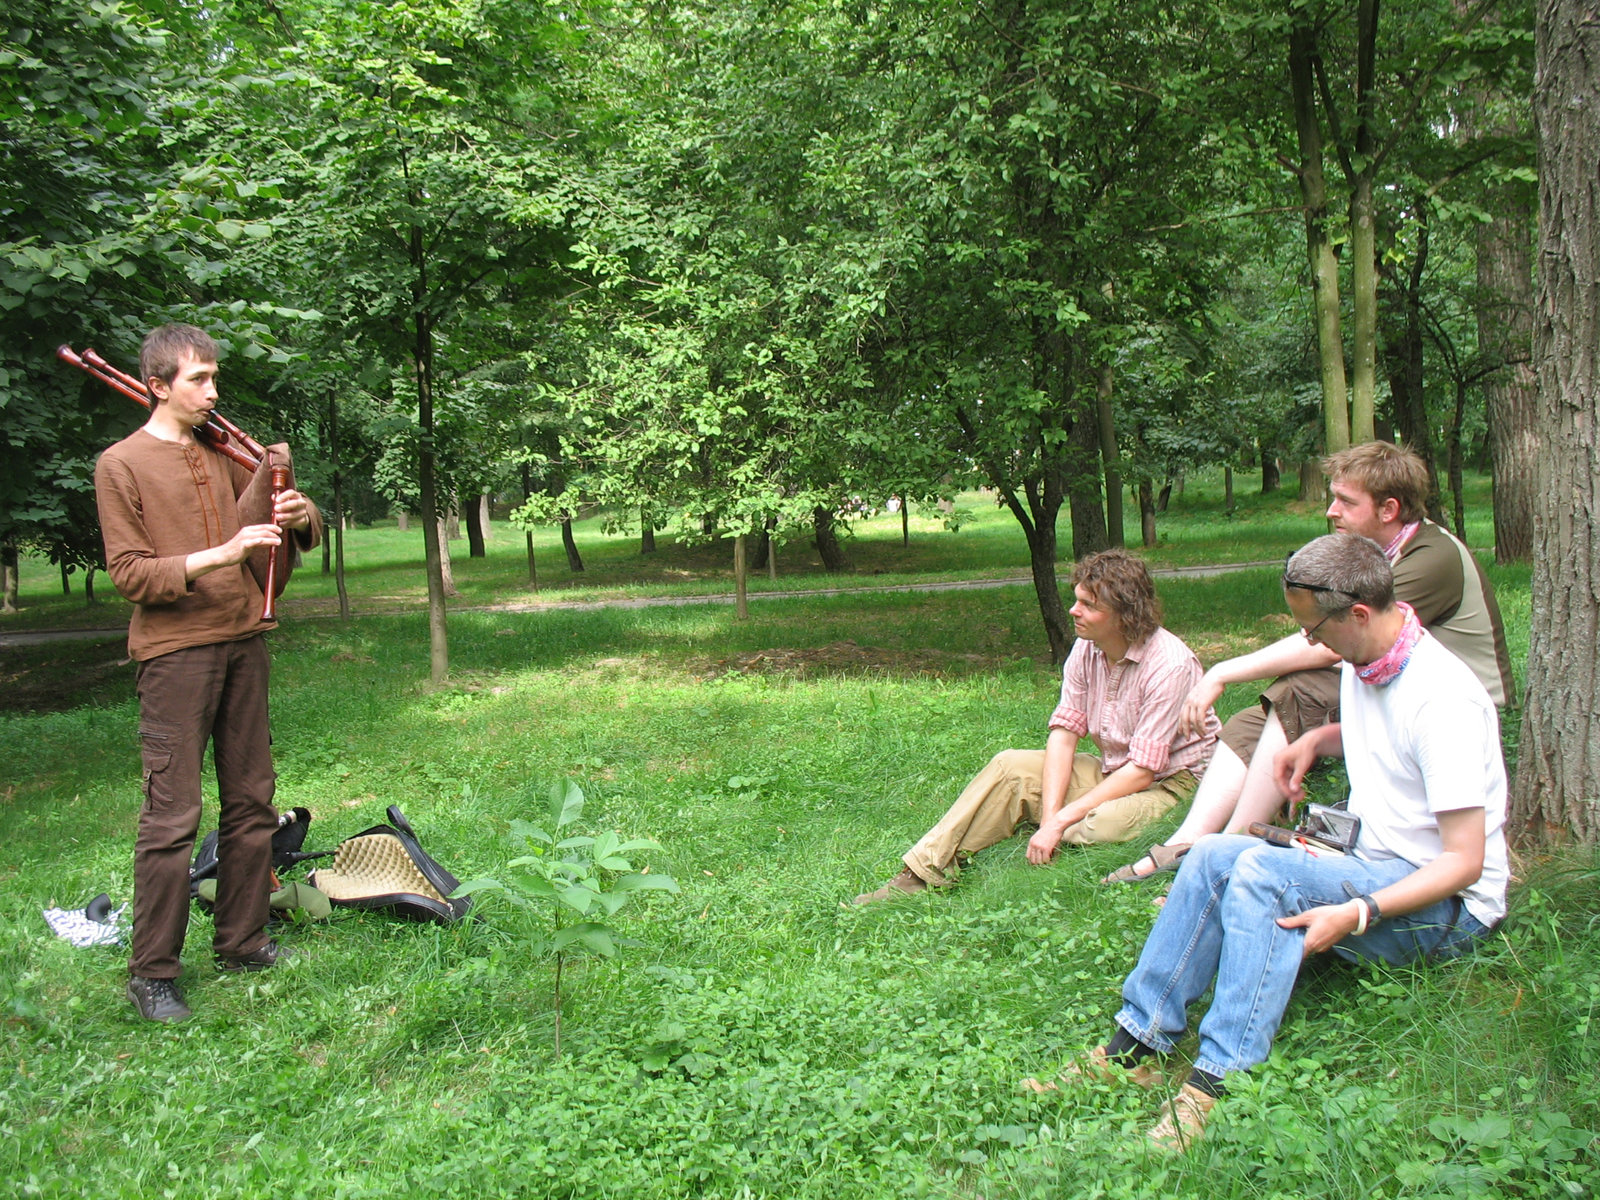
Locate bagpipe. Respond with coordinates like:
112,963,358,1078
59,344,297,618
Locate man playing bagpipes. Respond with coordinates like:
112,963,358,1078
92,323,322,1022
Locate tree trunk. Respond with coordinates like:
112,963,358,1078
640,506,656,555
1299,459,1325,504
901,497,910,547
60,561,71,595
813,506,848,572
329,391,350,621
1139,479,1158,547
1476,170,1539,563
84,566,96,604
1384,194,1446,522
465,492,487,558
1345,0,1380,445
444,505,461,542
993,481,1072,662
1513,0,1600,844
1224,466,1235,513
414,309,450,686
1289,17,1351,455
733,533,748,621
1448,379,1469,542
1096,363,1124,547
561,516,585,572
437,516,458,597
1260,440,1281,493
3,544,17,613
1067,416,1107,558
397,510,409,532
521,464,539,590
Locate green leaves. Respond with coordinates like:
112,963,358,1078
451,776,678,1055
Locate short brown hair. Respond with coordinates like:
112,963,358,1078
140,324,219,393
1071,549,1162,645
1321,441,1430,524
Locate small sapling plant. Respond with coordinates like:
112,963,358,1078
454,778,679,1057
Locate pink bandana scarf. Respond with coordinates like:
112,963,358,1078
1355,600,1422,686
1382,520,1421,561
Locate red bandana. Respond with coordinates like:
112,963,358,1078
1355,601,1423,686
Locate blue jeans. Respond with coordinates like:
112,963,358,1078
1113,834,1492,1079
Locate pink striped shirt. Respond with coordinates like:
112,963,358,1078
1047,626,1219,779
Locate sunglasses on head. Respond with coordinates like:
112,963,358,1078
1281,552,1359,603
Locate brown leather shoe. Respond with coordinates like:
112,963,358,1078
127,975,191,1023
1022,1044,1165,1093
215,939,295,972
852,868,929,906
1146,1083,1217,1150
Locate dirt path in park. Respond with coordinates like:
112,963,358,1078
0,559,1279,649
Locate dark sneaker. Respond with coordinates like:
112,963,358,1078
127,975,191,1023
215,939,295,972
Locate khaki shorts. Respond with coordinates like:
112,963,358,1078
1218,666,1341,763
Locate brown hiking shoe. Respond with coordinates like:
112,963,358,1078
852,868,929,906
1146,1083,1218,1151
1022,1044,1165,1093
127,976,190,1023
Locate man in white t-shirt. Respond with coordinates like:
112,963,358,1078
1030,533,1507,1150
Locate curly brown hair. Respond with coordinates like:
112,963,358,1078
1071,549,1162,645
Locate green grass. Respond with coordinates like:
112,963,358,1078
2,471,1594,1198
7,466,1502,630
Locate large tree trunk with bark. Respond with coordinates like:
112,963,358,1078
812,506,848,572
1513,0,1600,844
1067,416,1107,559
1477,177,1539,562
1479,205,1540,563
1289,18,1351,456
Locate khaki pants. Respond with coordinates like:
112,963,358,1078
902,749,1195,886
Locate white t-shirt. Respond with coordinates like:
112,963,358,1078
1341,631,1509,927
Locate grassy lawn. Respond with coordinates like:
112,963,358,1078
4,467,1502,629
1,471,1594,1198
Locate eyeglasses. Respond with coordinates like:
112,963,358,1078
1298,607,1350,643
1283,553,1355,642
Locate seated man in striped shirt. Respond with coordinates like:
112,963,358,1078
854,549,1220,905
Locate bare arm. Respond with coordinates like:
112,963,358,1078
1277,807,1487,956
1272,721,1346,805
1181,634,1342,735
184,524,282,581
1027,731,1156,864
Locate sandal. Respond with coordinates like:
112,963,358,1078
1101,842,1192,884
